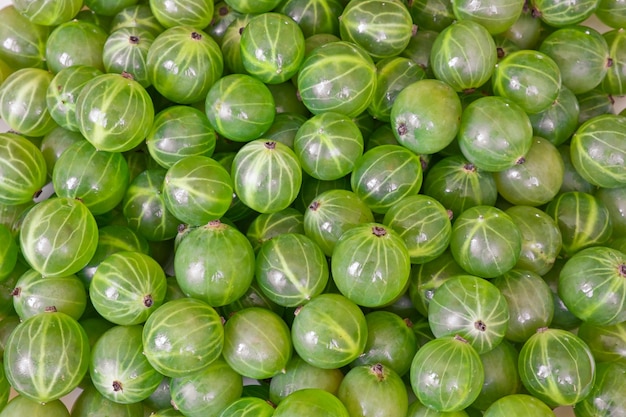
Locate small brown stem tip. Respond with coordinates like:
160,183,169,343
474,320,487,332
372,226,387,237
309,201,320,211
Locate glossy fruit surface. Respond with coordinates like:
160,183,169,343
84,0,139,17
303,189,374,257
40,128,86,179
73,8,114,29
350,145,423,214
273,388,350,417
0,225,17,280
545,191,612,255
52,140,130,215
217,397,275,417
577,88,615,124
383,194,452,264
449,205,522,278
2,1,625,414
225,0,281,13
122,168,182,242
149,408,185,417
428,274,510,354
494,137,564,206
4,311,90,403
601,28,626,96
573,362,626,417
142,297,224,378
102,27,154,88
149,0,214,28
0,68,56,137
408,249,466,317
542,259,583,331
291,293,368,369
20,197,99,278
163,155,233,226
339,0,414,60
169,357,242,417
89,251,167,325
430,19,497,92
492,269,554,343
577,320,626,364
220,13,255,74
76,73,154,152
539,25,609,94
240,12,305,84
0,396,70,417
255,233,328,307
559,143,596,192
222,307,292,379
0,6,50,69
472,340,522,410
457,95,533,172
410,335,484,412
70,382,145,417
558,246,626,326
45,20,107,74
595,0,626,28
12,269,87,320
596,185,626,235
492,50,562,114
275,0,343,37
231,140,302,214
145,105,217,168
76,225,150,287
331,223,411,308
518,328,596,407
531,0,598,26
570,114,626,188
504,205,562,276
264,111,308,147
0,265,27,320
391,79,462,155
452,0,524,34
147,26,223,104
528,86,580,146
296,173,352,212
369,57,426,123
246,208,304,252
294,111,364,181
269,355,344,404
482,394,554,417
89,324,163,404
46,65,104,132
408,0,456,32
338,363,409,417
0,133,47,206
174,220,255,307
406,401,469,417
351,311,418,376
423,155,498,218
205,74,276,142
297,41,377,117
